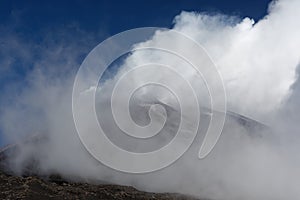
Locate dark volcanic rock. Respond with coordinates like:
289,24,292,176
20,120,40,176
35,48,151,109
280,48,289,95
0,170,201,200
0,142,202,200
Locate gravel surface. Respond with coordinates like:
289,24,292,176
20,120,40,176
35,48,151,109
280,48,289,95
0,170,203,200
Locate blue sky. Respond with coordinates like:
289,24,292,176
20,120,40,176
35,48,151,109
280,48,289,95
0,0,271,35
0,0,272,146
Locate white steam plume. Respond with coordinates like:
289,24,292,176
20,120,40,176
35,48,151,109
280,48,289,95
0,0,300,200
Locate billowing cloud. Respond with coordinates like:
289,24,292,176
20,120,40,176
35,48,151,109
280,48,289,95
1,0,300,199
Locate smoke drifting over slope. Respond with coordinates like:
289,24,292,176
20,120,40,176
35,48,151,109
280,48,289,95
1,0,300,199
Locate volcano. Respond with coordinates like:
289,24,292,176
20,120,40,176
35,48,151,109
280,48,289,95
0,103,268,200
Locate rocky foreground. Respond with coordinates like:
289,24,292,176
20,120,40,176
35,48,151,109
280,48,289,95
0,141,205,200
0,170,202,200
